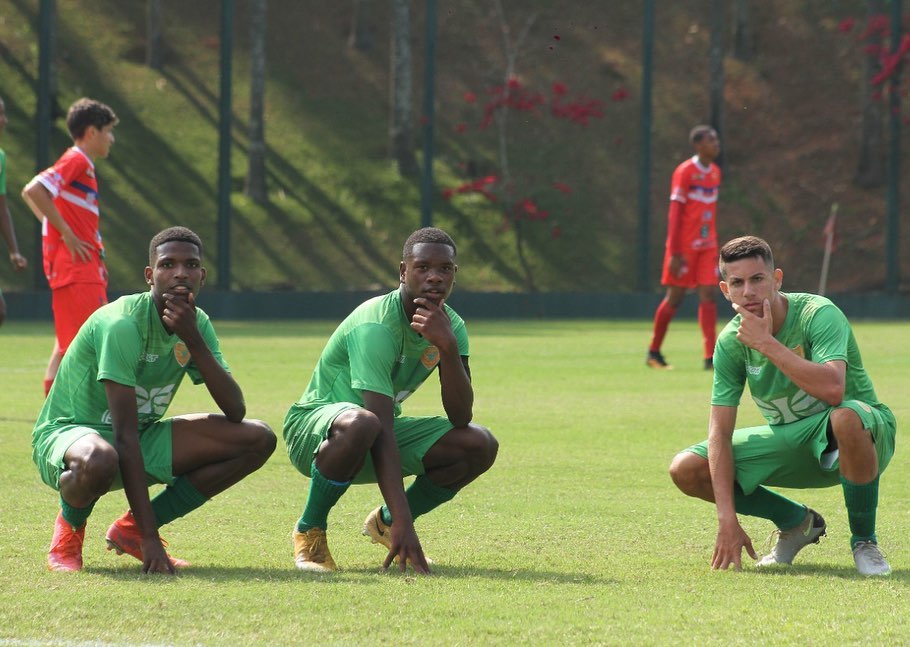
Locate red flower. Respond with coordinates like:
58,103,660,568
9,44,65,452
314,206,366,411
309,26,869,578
552,82,568,97
611,87,630,102
455,123,468,133
552,181,572,194
837,17,855,34
463,91,477,103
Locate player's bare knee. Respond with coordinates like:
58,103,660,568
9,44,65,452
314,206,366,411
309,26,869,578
245,419,276,463
669,451,706,495
471,424,498,472
829,408,868,445
68,441,119,495
333,408,381,452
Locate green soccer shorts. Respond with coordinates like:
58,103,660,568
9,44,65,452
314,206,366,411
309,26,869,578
684,400,896,495
283,403,453,484
33,419,176,491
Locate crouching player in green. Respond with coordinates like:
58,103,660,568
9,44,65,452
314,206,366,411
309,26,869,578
283,227,498,574
669,235,895,576
33,227,276,573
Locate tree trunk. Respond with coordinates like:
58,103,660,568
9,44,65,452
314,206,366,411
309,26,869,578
348,0,374,52
245,0,268,203
732,0,753,62
389,0,417,177
146,0,164,70
709,0,725,166
854,0,886,188
48,0,62,119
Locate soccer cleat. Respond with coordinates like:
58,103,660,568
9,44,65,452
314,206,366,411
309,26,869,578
362,506,433,565
292,527,337,572
852,541,891,576
704,357,714,371
756,508,826,567
105,510,190,568
48,511,85,572
646,350,673,369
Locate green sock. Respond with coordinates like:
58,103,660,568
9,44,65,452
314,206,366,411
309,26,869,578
841,474,879,548
297,461,350,532
60,496,96,529
150,476,209,528
381,476,457,525
734,484,806,530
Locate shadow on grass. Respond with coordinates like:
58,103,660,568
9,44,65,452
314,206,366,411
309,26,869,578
743,564,907,581
86,564,614,585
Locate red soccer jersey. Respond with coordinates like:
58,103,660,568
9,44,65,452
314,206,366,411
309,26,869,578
668,156,721,253
37,147,108,289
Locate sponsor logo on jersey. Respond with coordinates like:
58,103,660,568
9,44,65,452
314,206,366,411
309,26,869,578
420,346,440,369
100,383,177,422
174,342,191,367
137,384,177,416
141,352,159,363
746,364,762,376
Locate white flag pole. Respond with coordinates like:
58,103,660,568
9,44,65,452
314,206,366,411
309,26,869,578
818,203,838,296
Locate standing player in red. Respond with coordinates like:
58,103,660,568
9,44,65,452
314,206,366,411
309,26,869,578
647,125,721,371
22,98,118,395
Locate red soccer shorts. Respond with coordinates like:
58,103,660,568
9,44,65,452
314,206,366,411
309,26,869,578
660,247,719,289
51,283,108,352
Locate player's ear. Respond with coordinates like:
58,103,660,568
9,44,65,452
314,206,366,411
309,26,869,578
719,281,731,301
774,268,783,290
144,266,153,285
399,261,407,283
200,267,206,286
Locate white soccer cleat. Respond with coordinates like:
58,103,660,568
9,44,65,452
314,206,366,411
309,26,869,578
852,541,891,576
756,508,826,567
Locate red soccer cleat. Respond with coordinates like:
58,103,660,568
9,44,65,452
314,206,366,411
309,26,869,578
48,511,85,572
105,510,190,568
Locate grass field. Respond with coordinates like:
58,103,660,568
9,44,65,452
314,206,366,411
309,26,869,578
1,318,909,646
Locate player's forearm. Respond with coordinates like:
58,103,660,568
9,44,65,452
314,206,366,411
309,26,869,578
666,200,684,254
106,381,159,542
117,434,159,541
370,428,412,525
22,181,70,233
438,355,473,427
0,197,21,253
707,407,738,523
760,340,845,405
190,345,246,422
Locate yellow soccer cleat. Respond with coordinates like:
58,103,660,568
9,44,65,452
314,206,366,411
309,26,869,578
292,527,337,572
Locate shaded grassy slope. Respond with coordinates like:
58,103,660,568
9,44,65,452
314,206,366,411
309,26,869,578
0,0,905,295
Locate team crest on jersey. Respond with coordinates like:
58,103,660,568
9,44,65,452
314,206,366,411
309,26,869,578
174,342,191,367
790,344,805,359
421,346,440,369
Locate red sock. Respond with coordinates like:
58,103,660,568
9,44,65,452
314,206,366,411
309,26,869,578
44,379,54,397
699,300,718,359
649,299,677,352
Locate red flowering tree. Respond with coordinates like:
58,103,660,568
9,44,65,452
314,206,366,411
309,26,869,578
443,76,616,291
838,11,909,187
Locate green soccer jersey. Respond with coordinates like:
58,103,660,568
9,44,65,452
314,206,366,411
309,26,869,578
290,289,469,417
33,291,228,444
712,292,881,426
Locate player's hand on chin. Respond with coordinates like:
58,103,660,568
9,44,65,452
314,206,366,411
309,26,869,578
162,291,200,340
